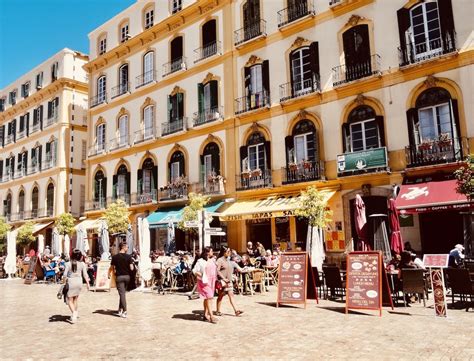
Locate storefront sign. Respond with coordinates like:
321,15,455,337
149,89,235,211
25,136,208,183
95,261,112,291
423,254,449,268
430,268,447,317
337,147,387,175
277,252,308,308
346,251,383,316
24,256,38,285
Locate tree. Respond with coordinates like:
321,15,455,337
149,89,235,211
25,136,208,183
55,213,76,236
16,221,36,247
103,199,131,234
0,217,11,252
294,186,333,228
454,155,474,201
177,193,211,231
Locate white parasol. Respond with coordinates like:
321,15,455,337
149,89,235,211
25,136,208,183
306,225,325,271
52,227,60,256
63,234,71,257
99,220,110,260
4,230,17,276
139,218,152,282
37,234,44,254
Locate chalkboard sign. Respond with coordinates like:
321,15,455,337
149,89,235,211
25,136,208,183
24,256,38,285
277,252,308,308
345,251,383,316
94,261,112,291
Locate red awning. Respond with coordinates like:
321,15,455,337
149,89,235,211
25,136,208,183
395,179,472,213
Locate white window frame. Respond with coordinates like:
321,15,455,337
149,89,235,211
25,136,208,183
250,65,263,95
144,105,154,139
143,168,152,193
247,143,264,170
409,1,442,59
145,9,154,29
97,76,106,103
143,52,154,83
416,102,455,143
97,123,106,151
99,36,107,55
349,119,380,152
171,161,180,181
117,174,127,196
291,47,312,95
293,132,312,163
118,115,128,146
171,0,183,14
120,23,129,43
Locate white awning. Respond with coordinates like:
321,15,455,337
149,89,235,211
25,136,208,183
32,222,54,235
74,219,101,231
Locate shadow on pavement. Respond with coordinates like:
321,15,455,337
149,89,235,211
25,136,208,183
93,309,120,317
319,306,374,316
49,314,72,323
257,302,300,309
172,310,204,321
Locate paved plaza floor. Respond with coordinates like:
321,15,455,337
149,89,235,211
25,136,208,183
0,279,472,360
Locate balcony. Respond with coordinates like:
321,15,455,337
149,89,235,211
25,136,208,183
88,143,106,157
235,91,270,115
5,134,14,145
109,135,130,151
234,19,266,46
136,70,158,88
279,76,320,102
194,179,226,195
3,213,11,222
111,194,131,206
14,168,27,179
17,129,26,140
282,160,324,185
159,180,189,201
24,209,40,220
161,117,187,136
162,57,187,77
332,54,381,87
193,106,223,127
131,190,158,205
134,127,156,144
85,198,106,211
1,173,12,183
42,158,57,171
28,164,40,175
277,1,315,28
398,35,456,67
194,41,222,63
9,212,25,222
236,169,272,191
46,207,54,217
31,122,41,134
111,82,130,99
90,93,107,108
405,137,468,168
45,111,59,128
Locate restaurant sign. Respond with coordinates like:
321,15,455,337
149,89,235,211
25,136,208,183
337,147,388,175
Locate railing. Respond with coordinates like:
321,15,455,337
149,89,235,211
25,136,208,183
405,137,467,168
42,158,57,170
1,173,12,183
24,209,40,220
85,199,107,211
46,207,54,217
9,212,25,222
31,122,41,133
235,91,270,115
90,93,107,108
236,169,272,190
111,82,130,98
14,168,27,179
45,111,59,127
131,190,158,205
134,127,156,144
136,70,158,88
193,106,223,126
88,143,107,157
158,184,189,201
162,57,187,77
234,19,267,46
329,0,343,6
277,0,315,28
17,129,26,140
161,117,187,136
109,135,130,151
282,160,324,184
194,41,222,63
194,180,226,195
28,164,40,175
398,34,456,67
111,194,131,206
3,213,11,222
332,54,381,86
279,76,320,102
5,134,14,145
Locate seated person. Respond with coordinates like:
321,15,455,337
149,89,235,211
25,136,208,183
246,242,254,256
448,244,465,268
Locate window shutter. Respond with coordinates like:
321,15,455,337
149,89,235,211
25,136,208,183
406,108,418,147
26,113,30,136
47,101,52,118
289,53,295,97
438,0,455,50
112,175,118,198
33,109,38,125
239,146,248,172
284,135,294,165
264,140,271,171
167,95,172,122
137,169,143,193
450,99,460,141
152,165,158,190
212,152,220,175
168,161,172,182
126,172,131,194
12,119,16,142
17,154,21,170
396,7,410,65
0,125,4,147
199,154,205,181
262,60,270,99
103,177,108,200
38,145,42,170
39,106,44,130
19,116,24,132
54,97,59,110
309,42,320,87
179,156,185,177
31,148,36,165
375,116,385,147
210,80,218,109
23,152,28,171
197,83,204,114
0,160,3,179
244,66,251,96
177,93,184,119
342,123,351,153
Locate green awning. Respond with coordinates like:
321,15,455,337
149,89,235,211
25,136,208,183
147,202,224,228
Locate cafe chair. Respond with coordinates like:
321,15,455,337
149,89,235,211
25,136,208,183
445,268,474,311
312,267,324,299
43,267,57,284
400,269,427,307
264,267,279,288
247,269,265,295
323,266,345,300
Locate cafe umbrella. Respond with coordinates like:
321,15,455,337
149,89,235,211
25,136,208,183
306,225,325,271
167,220,176,254
76,224,89,255
139,218,152,283
388,199,404,254
126,224,134,255
99,220,110,261
354,194,370,251
37,234,45,254
52,227,60,256
63,234,71,257
4,230,17,277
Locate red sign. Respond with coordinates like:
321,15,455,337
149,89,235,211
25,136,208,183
346,251,383,316
430,269,447,317
277,252,308,307
423,254,449,268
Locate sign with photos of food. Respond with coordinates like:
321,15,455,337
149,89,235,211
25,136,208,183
277,252,308,307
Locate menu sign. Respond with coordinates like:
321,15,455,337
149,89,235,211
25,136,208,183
94,261,112,291
423,254,449,268
346,252,382,316
24,256,38,285
277,252,308,308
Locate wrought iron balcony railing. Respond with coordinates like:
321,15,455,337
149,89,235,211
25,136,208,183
42,158,57,171
45,111,59,127
90,93,107,108
5,134,14,145
111,82,130,98
162,57,187,77
158,183,189,201
279,76,320,102
136,70,158,88
235,91,270,115
88,143,107,157
398,33,456,67
277,1,315,28
332,54,381,86
236,169,272,191
193,106,223,126
31,122,41,133
46,207,54,217
194,41,222,63
161,117,187,136
110,194,131,206
234,19,266,46
131,190,158,205
405,137,467,168
282,160,324,184
134,126,156,144
194,180,226,195
109,135,130,151
17,129,26,140
85,198,107,211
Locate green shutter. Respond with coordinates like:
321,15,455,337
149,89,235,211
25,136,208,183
197,83,204,114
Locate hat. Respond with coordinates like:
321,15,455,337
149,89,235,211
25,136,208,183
45,245,50,248
455,244,465,251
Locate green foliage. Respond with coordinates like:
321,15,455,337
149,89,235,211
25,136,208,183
16,221,36,247
103,199,131,234
0,217,11,251
177,193,210,231
294,186,333,228
454,155,474,200
55,213,76,235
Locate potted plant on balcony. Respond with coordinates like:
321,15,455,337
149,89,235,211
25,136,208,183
302,159,312,170
437,133,452,148
288,162,298,172
454,155,474,201
418,139,432,151
241,169,251,179
251,168,262,178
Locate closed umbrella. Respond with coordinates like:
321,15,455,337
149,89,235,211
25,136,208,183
52,227,60,256
4,231,17,277
306,225,325,271
167,220,176,254
354,194,370,251
126,224,134,255
100,220,110,261
75,224,89,255
388,199,404,254
37,234,44,254
63,234,71,257
139,218,152,282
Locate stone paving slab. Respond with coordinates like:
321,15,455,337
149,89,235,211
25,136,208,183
0,279,472,360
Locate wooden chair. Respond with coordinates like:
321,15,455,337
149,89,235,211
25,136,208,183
445,268,474,311
401,269,427,307
248,269,265,295
312,267,324,299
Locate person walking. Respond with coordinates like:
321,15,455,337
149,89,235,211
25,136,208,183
215,246,244,317
63,249,90,324
192,247,217,323
111,241,134,318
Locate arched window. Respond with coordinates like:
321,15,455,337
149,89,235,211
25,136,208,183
94,170,106,207
3,193,12,219
114,164,130,199
119,21,129,43
118,115,128,147
138,158,157,195
46,183,54,216
241,60,269,112
342,105,384,153
409,1,442,60
289,43,319,96
18,190,25,218
202,142,220,179
31,187,39,218
240,131,270,172
201,20,217,58
341,24,372,83
96,123,106,152
168,36,185,75
97,76,106,103
143,51,155,85
118,64,129,95
143,105,154,139
169,151,185,181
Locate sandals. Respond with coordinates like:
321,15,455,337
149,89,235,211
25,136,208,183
235,310,244,317
214,311,223,316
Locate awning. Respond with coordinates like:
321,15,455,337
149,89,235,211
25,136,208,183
395,179,472,213
147,202,224,228
32,221,54,235
74,219,101,231
219,191,336,221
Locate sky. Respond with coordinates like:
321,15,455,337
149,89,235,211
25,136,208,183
0,0,136,89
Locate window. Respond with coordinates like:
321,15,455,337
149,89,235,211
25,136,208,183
9,90,17,105
97,76,106,103
241,60,270,112
341,24,372,82
18,190,25,216
119,64,129,93
96,123,106,151
197,80,218,119
47,97,59,119
46,140,57,165
51,62,59,82
0,98,5,111
243,0,261,40
168,93,184,122
250,65,263,95
343,106,384,153
202,142,220,186
171,0,182,14
32,188,39,216
116,165,129,197
170,36,184,67
140,158,156,194
98,35,107,55
143,52,154,83
118,115,128,146
46,183,54,215
201,20,217,57
242,132,267,172
21,82,30,98
169,151,185,181
145,8,154,29
120,23,129,43
409,1,442,58
36,72,43,89
144,105,154,138
94,170,106,202
3,194,12,218
81,140,87,162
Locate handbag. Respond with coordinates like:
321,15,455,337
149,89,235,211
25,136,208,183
57,282,69,300
215,280,223,291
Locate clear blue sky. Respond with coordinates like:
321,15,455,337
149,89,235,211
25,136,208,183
0,0,136,89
